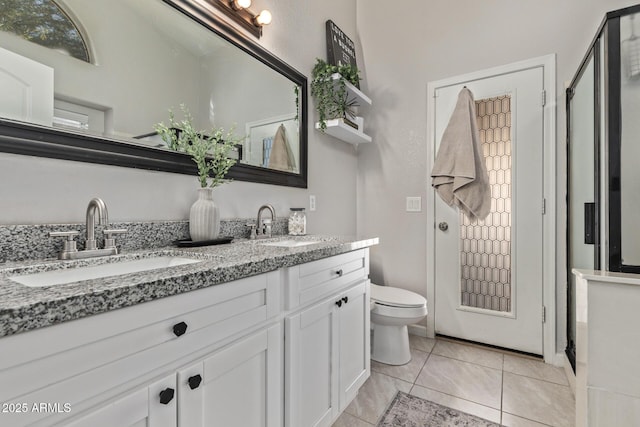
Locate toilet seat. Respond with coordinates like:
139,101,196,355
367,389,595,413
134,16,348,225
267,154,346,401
370,284,426,308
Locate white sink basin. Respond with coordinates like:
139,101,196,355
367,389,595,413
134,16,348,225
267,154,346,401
260,240,320,248
10,256,202,287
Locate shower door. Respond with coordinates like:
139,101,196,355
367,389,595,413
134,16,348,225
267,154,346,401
433,67,545,355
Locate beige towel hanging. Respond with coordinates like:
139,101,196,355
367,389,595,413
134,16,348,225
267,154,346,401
268,124,296,172
431,87,491,220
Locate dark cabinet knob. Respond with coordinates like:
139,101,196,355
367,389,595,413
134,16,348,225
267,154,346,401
188,374,202,390
173,321,188,337
335,269,343,277
342,296,348,304
159,388,175,404
335,300,343,307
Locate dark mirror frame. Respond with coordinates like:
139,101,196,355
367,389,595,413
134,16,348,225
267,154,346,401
0,0,308,188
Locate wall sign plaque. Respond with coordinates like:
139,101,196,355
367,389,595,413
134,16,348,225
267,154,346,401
325,19,358,86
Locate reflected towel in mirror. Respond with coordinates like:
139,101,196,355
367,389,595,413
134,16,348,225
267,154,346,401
268,124,297,172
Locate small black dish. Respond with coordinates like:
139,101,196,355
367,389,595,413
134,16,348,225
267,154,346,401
173,236,234,247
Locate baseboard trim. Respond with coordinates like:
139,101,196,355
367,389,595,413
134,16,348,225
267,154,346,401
551,352,565,366
408,324,427,337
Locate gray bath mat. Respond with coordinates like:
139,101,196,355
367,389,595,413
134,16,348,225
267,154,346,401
377,392,500,427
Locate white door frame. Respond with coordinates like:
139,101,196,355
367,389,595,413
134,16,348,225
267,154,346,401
425,54,557,364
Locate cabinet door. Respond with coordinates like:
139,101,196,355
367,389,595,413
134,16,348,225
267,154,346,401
177,324,282,427
285,297,339,427
338,280,370,409
65,374,176,427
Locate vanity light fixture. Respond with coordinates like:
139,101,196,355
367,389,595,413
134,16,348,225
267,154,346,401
231,0,251,10
211,0,272,38
254,9,272,26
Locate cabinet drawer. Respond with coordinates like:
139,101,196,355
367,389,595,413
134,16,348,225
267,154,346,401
284,249,368,310
0,270,280,424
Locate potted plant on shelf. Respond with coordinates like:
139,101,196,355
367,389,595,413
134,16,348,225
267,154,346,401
311,58,362,131
155,104,240,242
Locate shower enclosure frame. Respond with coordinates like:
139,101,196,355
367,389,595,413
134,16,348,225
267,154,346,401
566,2,640,371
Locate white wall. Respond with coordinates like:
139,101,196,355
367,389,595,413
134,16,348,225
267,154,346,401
0,0,359,237
201,44,295,131
355,0,639,354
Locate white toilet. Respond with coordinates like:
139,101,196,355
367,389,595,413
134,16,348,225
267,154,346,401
370,283,427,365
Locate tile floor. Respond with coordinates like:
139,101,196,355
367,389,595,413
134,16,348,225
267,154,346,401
332,336,575,427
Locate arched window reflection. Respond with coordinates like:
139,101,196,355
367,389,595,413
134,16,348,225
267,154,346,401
0,0,90,62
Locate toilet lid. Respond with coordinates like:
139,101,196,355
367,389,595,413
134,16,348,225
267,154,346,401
370,284,426,308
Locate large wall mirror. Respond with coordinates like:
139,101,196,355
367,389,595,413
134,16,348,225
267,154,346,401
0,0,308,187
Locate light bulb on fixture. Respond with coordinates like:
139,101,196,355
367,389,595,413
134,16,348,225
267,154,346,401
231,0,251,10
254,9,272,26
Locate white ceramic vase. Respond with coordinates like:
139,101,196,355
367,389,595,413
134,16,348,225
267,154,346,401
189,188,220,241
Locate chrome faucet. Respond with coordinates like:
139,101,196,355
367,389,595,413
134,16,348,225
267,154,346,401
256,204,276,238
50,198,127,260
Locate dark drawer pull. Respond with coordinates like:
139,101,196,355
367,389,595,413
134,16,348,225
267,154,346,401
335,300,343,307
159,388,175,404
335,269,343,277
188,374,202,390
173,321,188,337
342,296,348,304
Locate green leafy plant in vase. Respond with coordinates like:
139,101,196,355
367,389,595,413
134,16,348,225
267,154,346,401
310,58,362,131
155,104,241,241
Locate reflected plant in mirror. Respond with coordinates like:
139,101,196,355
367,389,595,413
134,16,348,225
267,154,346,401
154,105,239,188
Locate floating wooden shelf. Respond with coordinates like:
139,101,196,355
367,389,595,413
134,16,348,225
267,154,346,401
329,73,372,106
315,119,372,145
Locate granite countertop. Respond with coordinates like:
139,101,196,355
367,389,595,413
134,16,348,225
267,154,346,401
0,235,378,338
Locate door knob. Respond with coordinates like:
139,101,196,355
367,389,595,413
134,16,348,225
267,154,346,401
438,222,449,231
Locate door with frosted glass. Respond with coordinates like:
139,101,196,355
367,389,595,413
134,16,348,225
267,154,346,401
433,67,544,355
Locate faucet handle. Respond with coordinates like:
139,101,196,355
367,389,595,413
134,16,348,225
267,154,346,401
262,218,272,237
103,229,127,250
245,223,257,240
49,231,80,254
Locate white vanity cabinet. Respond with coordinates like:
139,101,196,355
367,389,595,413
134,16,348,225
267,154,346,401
65,374,177,427
176,324,282,427
0,247,372,427
284,249,371,427
0,271,281,427
66,324,283,427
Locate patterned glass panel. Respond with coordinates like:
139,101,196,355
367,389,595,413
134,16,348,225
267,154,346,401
460,95,511,312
